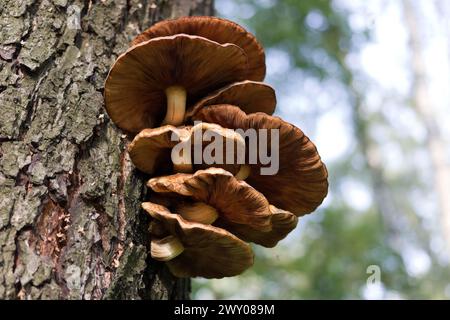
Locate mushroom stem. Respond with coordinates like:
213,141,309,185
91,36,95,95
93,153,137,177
176,202,219,225
172,144,193,173
151,235,184,261
235,164,251,180
163,86,187,126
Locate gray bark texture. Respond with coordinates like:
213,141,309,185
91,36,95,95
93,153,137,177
0,0,213,300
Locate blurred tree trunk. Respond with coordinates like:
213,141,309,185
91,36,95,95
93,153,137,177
337,32,434,260
0,0,213,300
402,0,450,253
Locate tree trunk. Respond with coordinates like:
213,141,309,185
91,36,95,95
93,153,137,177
402,0,450,253
0,0,213,300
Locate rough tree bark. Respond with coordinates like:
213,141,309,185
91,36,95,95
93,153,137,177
0,0,213,300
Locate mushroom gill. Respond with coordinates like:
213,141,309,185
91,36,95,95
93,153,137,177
142,201,254,278
176,202,219,225
148,168,272,232
104,34,249,132
148,168,299,247
131,16,266,81
128,122,245,175
191,104,329,216
185,80,276,120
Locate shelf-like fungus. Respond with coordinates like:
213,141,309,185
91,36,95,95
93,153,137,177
104,34,249,133
215,205,298,248
185,80,276,120
128,123,245,175
148,168,298,247
148,168,271,231
131,16,266,81
191,104,329,216
142,202,254,278
128,125,189,175
101,14,329,279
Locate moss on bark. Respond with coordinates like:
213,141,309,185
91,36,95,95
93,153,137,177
0,0,213,300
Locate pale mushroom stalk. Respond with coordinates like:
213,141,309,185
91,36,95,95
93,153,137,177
105,35,249,133
163,86,187,126
235,164,251,180
151,235,184,261
142,201,254,278
176,202,219,224
172,141,193,173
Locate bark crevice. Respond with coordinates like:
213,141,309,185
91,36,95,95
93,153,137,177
1,0,213,299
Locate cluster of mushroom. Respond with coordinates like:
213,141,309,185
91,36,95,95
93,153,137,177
104,17,328,279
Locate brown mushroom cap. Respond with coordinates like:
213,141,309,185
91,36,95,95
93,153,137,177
104,34,249,133
185,80,276,120
191,104,329,216
142,201,254,278
128,123,243,175
215,205,298,248
128,125,189,175
148,168,272,232
132,16,265,81
148,169,297,247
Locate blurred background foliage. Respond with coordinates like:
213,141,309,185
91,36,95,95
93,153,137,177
193,0,450,299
